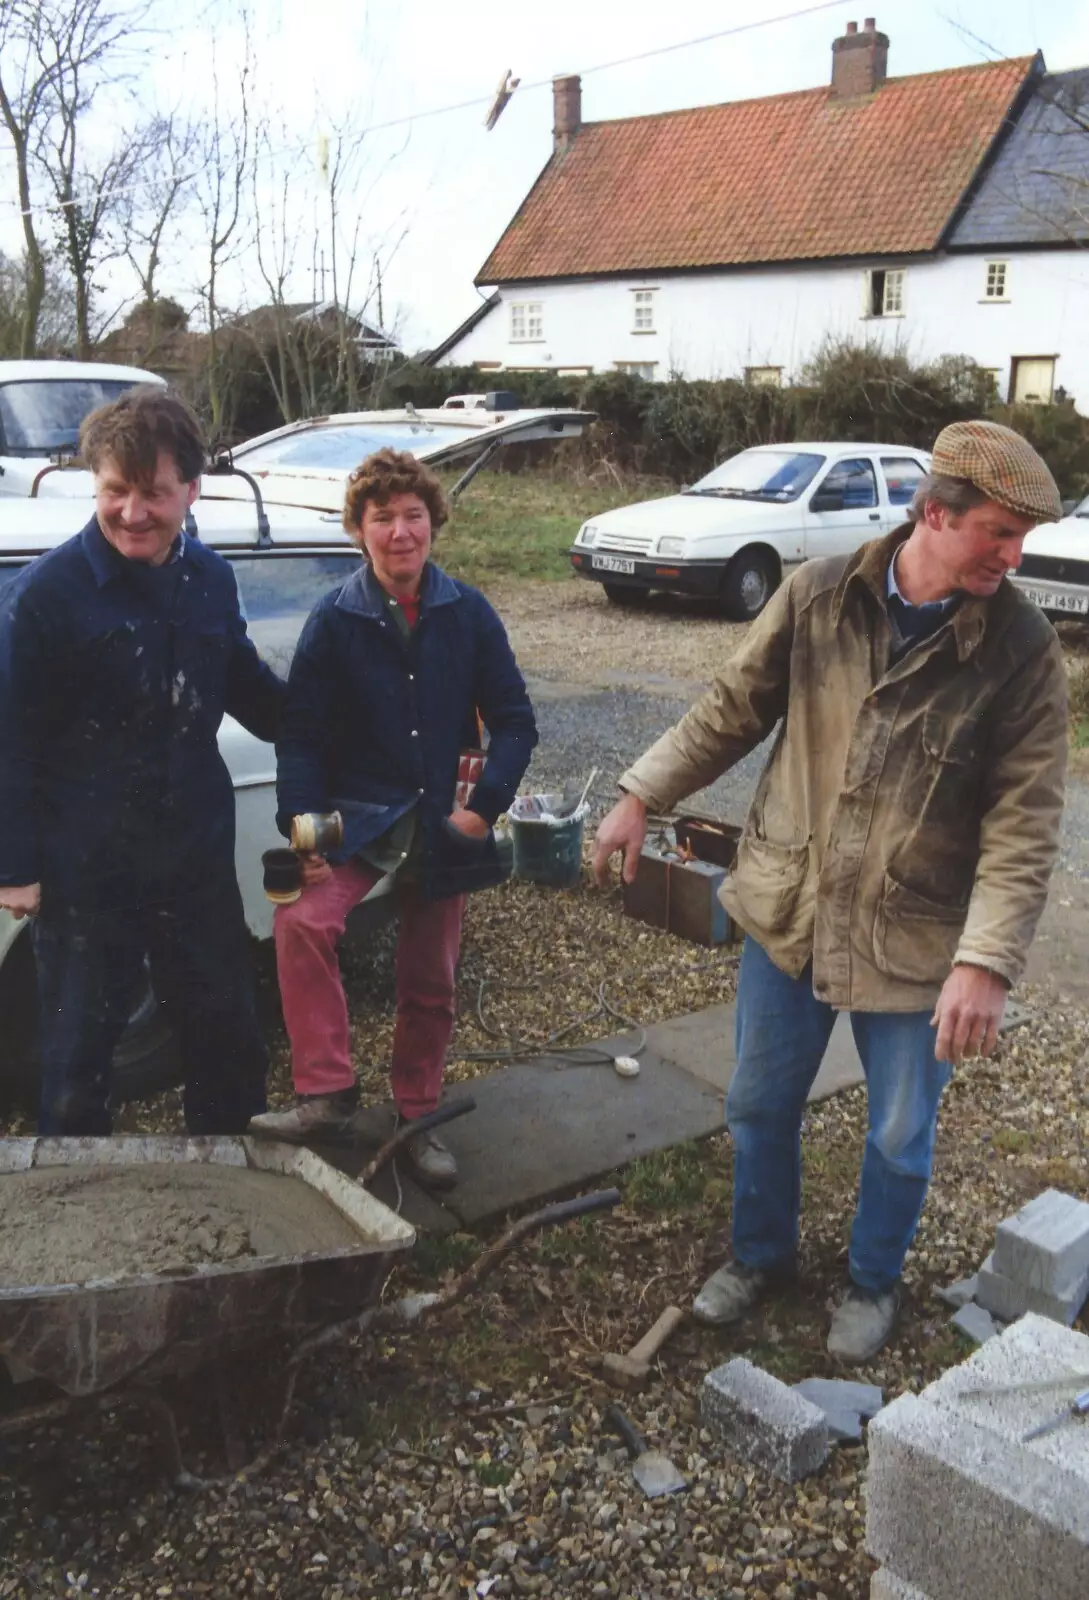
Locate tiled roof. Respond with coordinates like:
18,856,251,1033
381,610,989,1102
950,68,1089,247
477,57,1037,283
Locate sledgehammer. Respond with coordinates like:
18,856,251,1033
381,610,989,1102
602,1306,685,1391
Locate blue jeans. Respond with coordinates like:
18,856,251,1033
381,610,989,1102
726,938,951,1293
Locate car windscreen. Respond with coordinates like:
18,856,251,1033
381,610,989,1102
229,550,361,675
685,450,825,502
0,379,146,456
236,423,480,472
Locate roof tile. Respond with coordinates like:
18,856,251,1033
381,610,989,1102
478,57,1036,282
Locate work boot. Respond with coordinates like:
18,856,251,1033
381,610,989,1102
247,1087,359,1143
827,1281,901,1362
400,1124,459,1190
692,1259,790,1326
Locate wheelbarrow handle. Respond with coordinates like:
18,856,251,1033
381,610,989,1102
359,1097,477,1184
410,1187,622,1316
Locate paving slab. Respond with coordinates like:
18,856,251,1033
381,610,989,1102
304,1002,867,1233
437,1002,866,1227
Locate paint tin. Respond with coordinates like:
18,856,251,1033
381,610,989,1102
290,811,344,854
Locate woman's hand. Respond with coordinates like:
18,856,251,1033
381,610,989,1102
446,808,490,840
299,851,333,887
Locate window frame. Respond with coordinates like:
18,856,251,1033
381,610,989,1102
630,287,658,334
983,261,1009,302
614,360,658,380
863,267,905,319
879,455,928,509
812,455,880,512
509,300,544,343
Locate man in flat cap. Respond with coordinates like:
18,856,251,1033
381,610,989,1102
594,420,1067,1361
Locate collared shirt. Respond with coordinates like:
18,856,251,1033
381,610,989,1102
886,548,959,662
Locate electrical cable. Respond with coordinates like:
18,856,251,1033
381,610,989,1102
0,1,853,218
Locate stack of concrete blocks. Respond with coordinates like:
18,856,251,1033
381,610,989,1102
701,1357,829,1482
974,1188,1089,1326
866,1313,1089,1599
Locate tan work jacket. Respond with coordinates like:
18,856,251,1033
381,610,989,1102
620,530,1067,1011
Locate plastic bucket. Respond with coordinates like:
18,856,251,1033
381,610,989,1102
509,795,588,890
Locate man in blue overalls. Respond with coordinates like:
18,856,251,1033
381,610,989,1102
0,389,285,1135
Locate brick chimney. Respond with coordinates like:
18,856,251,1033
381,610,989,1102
831,18,889,98
553,74,581,153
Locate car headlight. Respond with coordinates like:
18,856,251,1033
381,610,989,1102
657,536,686,558
578,523,598,547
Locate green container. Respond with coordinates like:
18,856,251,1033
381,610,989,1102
510,798,588,889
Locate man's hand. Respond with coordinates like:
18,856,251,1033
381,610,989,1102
593,792,648,887
932,963,1008,1065
0,883,41,919
298,851,332,887
447,808,490,840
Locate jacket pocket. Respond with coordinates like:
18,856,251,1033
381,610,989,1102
873,870,967,984
922,709,979,767
731,833,811,934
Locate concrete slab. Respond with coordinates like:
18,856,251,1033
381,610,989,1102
301,1001,867,1234
866,1315,1089,1600
951,1302,1001,1345
651,1005,865,1103
870,1570,931,1600
992,1189,1089,1295
976,1250,1089,1327
702,1358,829,1482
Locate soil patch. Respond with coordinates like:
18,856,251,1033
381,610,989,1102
0,1164,363,1288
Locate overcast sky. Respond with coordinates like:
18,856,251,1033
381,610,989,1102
4,0,1089,353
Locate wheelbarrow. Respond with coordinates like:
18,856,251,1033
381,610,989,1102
0,1100,620,1487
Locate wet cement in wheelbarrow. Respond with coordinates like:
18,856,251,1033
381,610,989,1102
0,1165,363,1288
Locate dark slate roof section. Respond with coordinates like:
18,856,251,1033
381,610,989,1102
950,68,1089,246
423,293,501,365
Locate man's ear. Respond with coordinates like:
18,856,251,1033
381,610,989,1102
923,497,946,534
186,478,200,508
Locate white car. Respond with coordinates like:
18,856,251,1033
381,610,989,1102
570,443,932,619
0,401,590,1117
1011,494,1089,620
204,397,593,514
0,359,166,497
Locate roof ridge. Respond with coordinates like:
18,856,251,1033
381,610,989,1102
567,52,1036,135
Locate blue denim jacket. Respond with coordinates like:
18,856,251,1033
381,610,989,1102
0,518,285,910
275,561,537,900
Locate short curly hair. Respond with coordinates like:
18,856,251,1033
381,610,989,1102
342,447,449,540
80,386,205,485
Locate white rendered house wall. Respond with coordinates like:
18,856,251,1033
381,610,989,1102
443,251,1089,405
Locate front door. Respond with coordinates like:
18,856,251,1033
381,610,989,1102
803,456,883,561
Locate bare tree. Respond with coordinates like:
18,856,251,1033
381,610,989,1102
0,0,59,355
191,38,253,436
120,112,199,361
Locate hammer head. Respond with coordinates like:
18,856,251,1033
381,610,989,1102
602,1352,649,1391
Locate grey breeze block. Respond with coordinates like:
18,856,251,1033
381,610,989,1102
991,1188,1089,1295
865,1314,1089,1600
701,1357,828,1483
976,1249,1089,1327
870,1569,931,1600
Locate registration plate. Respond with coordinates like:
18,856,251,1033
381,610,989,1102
592,554,636,574
1021,585,1089,615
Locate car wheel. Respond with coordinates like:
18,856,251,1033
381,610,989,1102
0,933,181,1118
722,548,779,620
602,583,647,607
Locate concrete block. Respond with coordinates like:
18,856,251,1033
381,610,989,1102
951,1302,1001,1345
992,1189,1089,1294
794,1377,883,1441
702,1357,828,1482
976,1250,1089,1327
934,1274,978,1309
865,1315,1089,1600
870,1569,931,1600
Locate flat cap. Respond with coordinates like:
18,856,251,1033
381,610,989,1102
930,419,1062,523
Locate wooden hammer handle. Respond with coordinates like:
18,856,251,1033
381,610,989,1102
627,1305,685,1365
